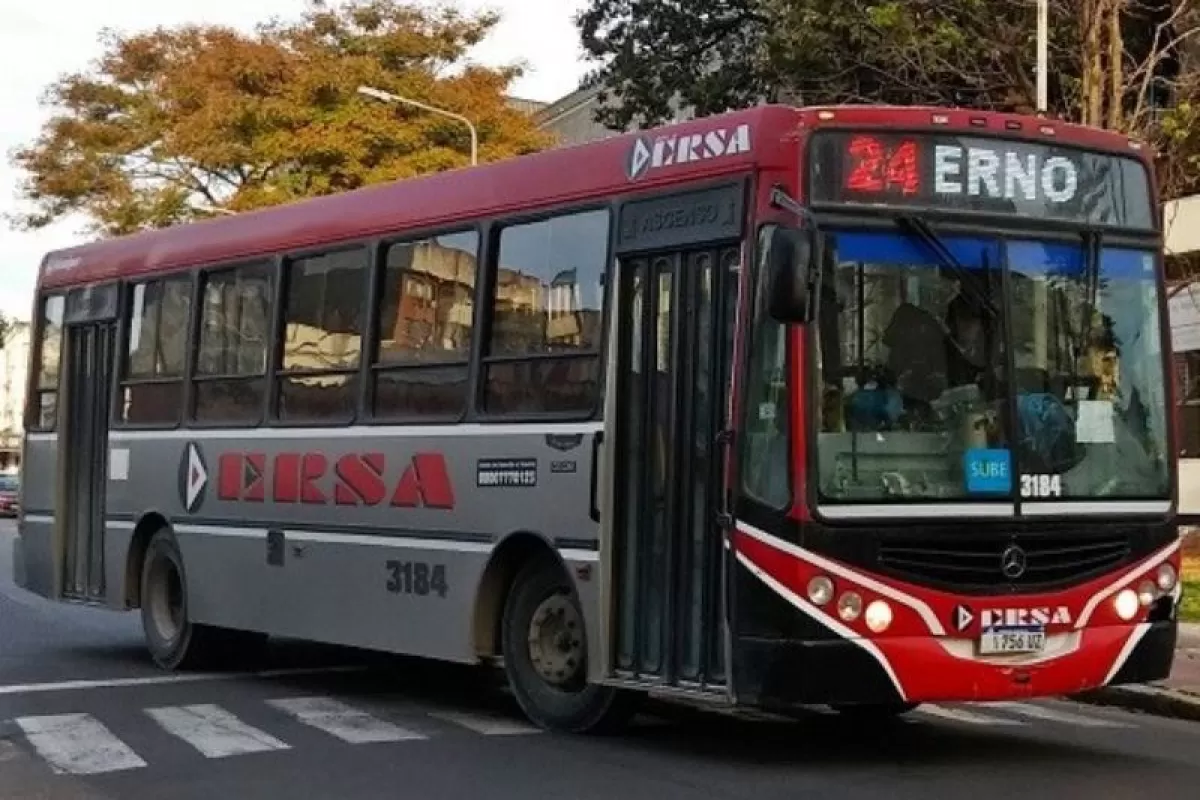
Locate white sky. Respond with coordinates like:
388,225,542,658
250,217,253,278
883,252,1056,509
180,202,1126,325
0,0,590,320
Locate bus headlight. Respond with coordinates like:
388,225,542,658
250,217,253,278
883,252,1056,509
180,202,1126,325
838,592,863,622
865,600,893,633
1114,589,1139,621
807,576,834,606
1157,563,1178,593
1137,580,1157,607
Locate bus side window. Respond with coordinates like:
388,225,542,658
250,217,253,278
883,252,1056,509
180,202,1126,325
275,247,368,423
120,277,191,426
28,294,65,430
373,231,478,421
740,226,790,510
192,263,273,425
480,209,609,416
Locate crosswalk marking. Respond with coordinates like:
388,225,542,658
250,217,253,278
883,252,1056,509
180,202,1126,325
427,709,542,735
3,697,1151,775
14,713,147,775
978,701,1129,728
267,697,427,743
914,704,1024,726
146,704,290,758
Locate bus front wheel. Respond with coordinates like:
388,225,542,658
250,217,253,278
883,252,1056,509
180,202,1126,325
501,556,635,733
139,528,264,670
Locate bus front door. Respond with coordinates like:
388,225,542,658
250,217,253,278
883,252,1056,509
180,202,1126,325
58,285,119,602
606,243,739,694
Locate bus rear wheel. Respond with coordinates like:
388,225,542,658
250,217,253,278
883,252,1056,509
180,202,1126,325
501,557,635,733
139,528,264,670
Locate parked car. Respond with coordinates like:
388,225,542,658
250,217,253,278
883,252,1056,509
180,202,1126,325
0,474,19,516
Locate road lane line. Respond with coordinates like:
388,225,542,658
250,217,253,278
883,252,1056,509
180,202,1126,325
15,713,147,775
267,697,427,743
0,665,365,697
979,701,1130,728
146,704,290,758
427,709,541,735
914,704,1024,726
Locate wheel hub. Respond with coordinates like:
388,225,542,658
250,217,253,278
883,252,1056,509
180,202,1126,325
527,592,584,686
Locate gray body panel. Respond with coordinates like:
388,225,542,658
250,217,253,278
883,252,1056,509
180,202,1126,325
17,422,602,664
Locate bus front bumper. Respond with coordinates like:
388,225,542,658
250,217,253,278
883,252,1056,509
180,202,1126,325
738,619,1178,708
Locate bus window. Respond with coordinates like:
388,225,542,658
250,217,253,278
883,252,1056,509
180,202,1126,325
740,226,790,509
29,294,65,430
373,231,478,420
276,248,368,422
192,263,272,424
121,277,191,425
482,209,609,416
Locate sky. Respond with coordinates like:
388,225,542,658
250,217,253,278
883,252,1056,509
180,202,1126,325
0,0,591,320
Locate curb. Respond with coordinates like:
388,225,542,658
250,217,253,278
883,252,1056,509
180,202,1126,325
1072,683,1200,723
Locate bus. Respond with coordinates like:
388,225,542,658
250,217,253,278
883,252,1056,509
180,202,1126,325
13,104,1184,732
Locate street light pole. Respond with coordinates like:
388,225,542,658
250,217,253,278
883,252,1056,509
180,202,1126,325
357,85,479,166
1036,0,1048,113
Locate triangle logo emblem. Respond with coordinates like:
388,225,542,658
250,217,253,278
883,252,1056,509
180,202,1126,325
178,442,209,514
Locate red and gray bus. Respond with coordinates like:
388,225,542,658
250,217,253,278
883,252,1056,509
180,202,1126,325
13,104,1184,731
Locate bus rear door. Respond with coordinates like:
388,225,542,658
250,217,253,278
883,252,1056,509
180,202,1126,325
600,182,745,695
56,283,120,602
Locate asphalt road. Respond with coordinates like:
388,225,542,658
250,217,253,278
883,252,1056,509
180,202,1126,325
3,517,1200,800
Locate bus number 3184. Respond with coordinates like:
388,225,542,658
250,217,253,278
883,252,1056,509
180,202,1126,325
385,561,449,598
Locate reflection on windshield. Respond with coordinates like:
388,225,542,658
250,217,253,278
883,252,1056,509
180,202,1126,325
1007,242,1168,500
815,232,1011,501
815,231,1169,505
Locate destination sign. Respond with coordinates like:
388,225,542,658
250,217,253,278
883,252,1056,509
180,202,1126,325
807,130,1155,230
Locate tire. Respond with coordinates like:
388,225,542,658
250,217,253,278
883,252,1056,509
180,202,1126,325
501,556,637,733
139,528,266,670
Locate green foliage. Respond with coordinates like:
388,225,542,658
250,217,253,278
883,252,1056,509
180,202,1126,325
11,0,552,236
576,0,1200,200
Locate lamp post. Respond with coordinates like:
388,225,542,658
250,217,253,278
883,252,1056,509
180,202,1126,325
1036,0,1048,113
357,85,478,166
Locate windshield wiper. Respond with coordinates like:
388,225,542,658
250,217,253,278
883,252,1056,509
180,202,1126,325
895,215,997,319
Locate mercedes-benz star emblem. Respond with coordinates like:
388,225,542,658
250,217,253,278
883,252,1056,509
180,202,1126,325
1000,545,1028,580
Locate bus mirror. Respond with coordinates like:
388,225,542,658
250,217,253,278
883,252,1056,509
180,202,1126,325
766,226,815,323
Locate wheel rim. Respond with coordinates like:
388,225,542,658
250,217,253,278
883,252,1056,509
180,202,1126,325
527,590,585,688
147,555,184,644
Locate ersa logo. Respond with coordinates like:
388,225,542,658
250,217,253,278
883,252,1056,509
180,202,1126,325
952,604,1073,632
178,442,209,513
626,122,752,180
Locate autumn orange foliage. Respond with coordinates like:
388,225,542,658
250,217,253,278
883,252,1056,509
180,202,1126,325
11,0,554,236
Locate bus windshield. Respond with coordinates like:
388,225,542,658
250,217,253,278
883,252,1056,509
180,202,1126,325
814,228,1170,506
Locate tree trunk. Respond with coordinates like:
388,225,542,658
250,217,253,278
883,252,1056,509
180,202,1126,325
1107,0,1124,130
1079,0,1101,126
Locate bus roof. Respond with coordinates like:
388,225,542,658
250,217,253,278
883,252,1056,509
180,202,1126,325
36,104,799,290
36,103,1154,291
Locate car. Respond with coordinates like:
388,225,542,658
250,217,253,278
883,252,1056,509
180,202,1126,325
0,474,20,517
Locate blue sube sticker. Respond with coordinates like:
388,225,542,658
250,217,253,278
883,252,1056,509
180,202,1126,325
965,448,1011,494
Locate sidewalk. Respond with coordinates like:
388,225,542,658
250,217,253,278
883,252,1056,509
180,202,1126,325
1076,622,1200,722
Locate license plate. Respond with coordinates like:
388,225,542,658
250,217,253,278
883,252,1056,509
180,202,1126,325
978,625,1046,655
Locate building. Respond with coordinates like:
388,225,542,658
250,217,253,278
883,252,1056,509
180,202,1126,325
1166,197,1200,518
0,320,30,473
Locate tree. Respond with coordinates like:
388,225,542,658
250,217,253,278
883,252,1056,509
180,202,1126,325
11,0,552,236
576,0,1200,200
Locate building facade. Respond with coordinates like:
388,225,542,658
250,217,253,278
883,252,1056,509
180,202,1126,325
0,320,30,473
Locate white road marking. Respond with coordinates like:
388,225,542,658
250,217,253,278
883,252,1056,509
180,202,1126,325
15,713,147,775
267,697,427,743
979,701,1129,728
427,709,542,735
914,704,1024,726
0,665,364,697
146,704,290,758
